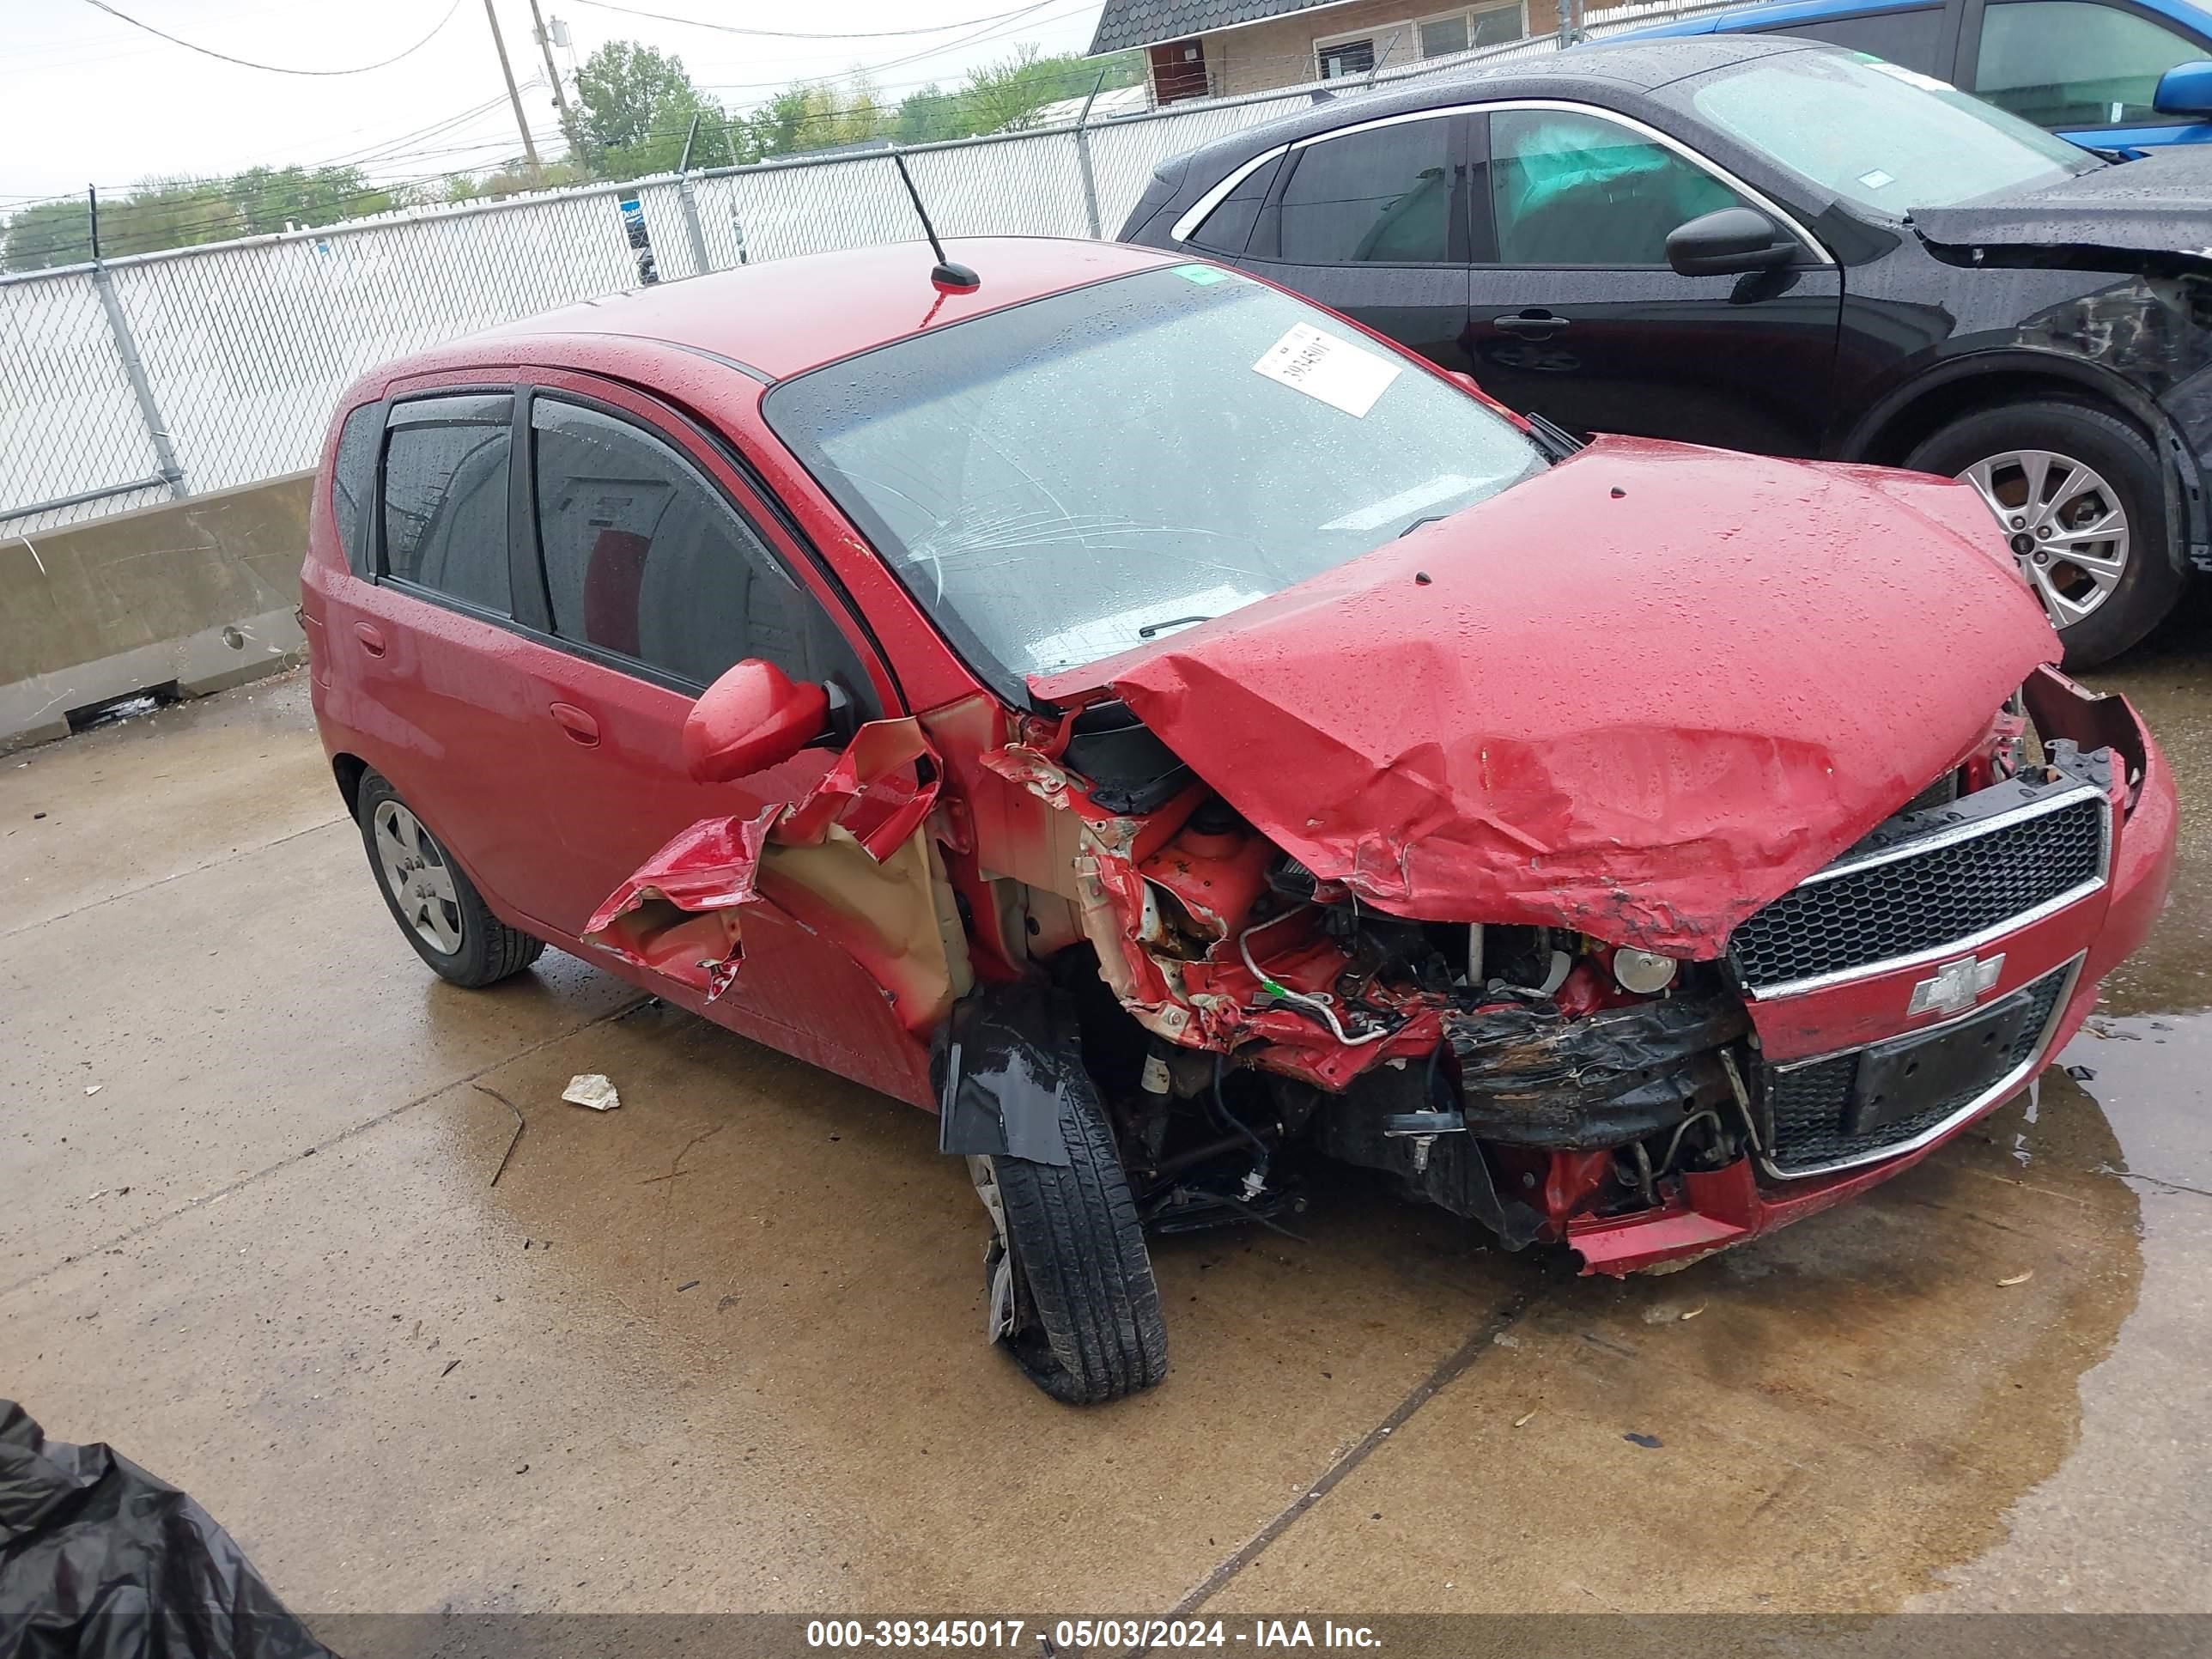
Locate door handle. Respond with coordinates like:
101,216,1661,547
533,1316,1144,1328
549,702,601,746
1492,311,1570,337
352,621,386,658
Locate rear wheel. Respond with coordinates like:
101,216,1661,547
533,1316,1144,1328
1906,399,2181,668
971,1077,1167,1405
357,771,543,988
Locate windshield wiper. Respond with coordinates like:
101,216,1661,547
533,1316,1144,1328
1398,515,1446,539
1138,613,1213,638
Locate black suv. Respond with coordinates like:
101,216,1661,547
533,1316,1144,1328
1122,36,2212,663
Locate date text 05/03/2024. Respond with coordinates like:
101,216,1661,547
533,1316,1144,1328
804,1620,1383,1650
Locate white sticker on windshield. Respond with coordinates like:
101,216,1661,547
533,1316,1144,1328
1857,167,1896,191
1024,582,1267,674
1252,323,1402,418
1322,473,1481,532
1869,61,1956,94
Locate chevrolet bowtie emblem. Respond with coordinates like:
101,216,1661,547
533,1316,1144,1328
1908,952,2005,1018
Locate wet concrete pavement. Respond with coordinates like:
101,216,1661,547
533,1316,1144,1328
3,629,2209,1617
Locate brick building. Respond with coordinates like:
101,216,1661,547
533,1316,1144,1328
1090,0,1571,102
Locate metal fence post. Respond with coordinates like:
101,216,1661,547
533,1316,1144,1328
676,175,714,276
675,112,715,277
1073,70,1109,240
89,264,185,501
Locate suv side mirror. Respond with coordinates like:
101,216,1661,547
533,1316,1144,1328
1666,207,1794,277
2154,59,2212,115
684,659,830,784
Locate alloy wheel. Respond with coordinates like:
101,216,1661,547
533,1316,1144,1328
372,799,465,954
1954,447,2130,629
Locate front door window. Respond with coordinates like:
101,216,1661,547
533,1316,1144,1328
1486,109,1745,268
1974,0,2209,128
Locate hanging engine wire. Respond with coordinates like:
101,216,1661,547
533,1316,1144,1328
1210,1053,1272,1167
1237,905,1394,1048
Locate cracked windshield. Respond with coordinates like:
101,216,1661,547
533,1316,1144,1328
765,265,1547,688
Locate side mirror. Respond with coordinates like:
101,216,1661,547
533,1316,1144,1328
2154,59,2212,115
683,659,830,784
1666,207,1794,277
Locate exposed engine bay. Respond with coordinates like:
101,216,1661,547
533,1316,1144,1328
939,678,2114,1267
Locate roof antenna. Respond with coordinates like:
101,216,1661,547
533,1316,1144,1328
890,149,979,295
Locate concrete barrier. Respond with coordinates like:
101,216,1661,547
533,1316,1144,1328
0,471,312,750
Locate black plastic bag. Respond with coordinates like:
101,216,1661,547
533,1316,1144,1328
0,1401,333,1659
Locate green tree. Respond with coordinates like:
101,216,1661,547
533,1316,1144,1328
573,39,733,176
445,159,592,202
3,199,93,270
891,83,967,144
745,82,844,158
227,167,392,236
2,163,404,270
957,46,1146,133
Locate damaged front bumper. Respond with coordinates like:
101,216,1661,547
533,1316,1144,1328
1565,666,2175,1274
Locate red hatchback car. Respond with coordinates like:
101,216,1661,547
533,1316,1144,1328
305,237,2175,1404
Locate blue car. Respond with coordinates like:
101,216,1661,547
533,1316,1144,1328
1618,0,2212,152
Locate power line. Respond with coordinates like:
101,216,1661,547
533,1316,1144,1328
694,0,1103,97
72,0,466,76
316,90,525,169
564,0,1062,40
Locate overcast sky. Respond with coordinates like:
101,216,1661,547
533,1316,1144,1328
0,0,1112,204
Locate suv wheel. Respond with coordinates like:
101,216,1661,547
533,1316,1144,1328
357,771,544,988
1907,400,2181,667
969,1076,1168,1405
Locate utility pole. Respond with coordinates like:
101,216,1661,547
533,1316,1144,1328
483,0,545,184
526,0,577,137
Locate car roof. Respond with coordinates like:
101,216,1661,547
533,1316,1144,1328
1153,35,1822,177
408,235,1180,384
1614,0,1873,38
1629,0,2210,31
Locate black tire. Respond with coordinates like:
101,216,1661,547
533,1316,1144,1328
982,1079,1168,1405
356,770,544,988
1905,399,2183,668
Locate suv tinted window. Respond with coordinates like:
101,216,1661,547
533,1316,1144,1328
1784,8,1944,72
1188,154,1284,256
1974,0,2205,126
532,398,849,692
331,402,380,573
381,396,512,614
1277,118,1454,264
1488,109,1744,266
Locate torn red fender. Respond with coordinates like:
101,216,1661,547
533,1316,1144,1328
582,808,778,1000
776,716,940,856
584,717,943,1001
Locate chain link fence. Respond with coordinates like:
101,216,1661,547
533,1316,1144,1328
0,0,1720,538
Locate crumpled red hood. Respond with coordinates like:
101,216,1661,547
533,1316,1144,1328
1030,438,2057,957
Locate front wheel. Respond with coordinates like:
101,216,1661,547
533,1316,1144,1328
1906,400,2182,668
970,1075,1168,1405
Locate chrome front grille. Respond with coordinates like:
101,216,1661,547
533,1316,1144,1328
1759,961,2072,1176
1730,787,2106,995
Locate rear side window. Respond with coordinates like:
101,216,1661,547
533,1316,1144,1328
1781,9,1946,73
331,403,380,572
1187,154,1283,256
1276,118,1455,263
381,395,512,614
531,398,827,690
